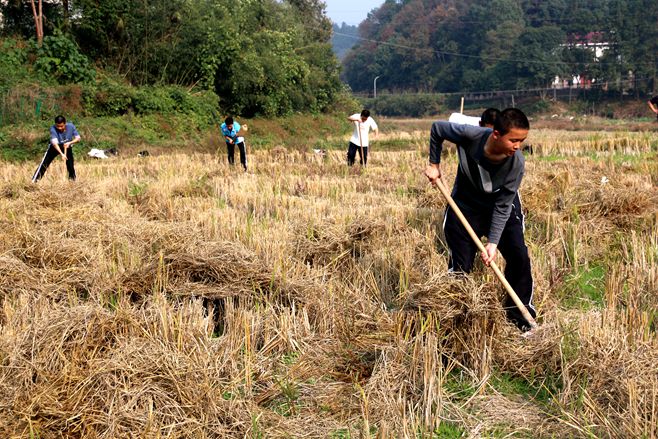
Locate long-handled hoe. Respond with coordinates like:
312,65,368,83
357,121,366,168
435,177,538,330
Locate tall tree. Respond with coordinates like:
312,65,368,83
29,0,44,45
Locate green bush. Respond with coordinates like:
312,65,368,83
134,86,219,125
0,38,30,92
184,90,220,126
33,32,96,84
169,87,219,122
133,86,177,115
0,124,48,161
96,83,218,125
84,79,135,116
527,98,551,115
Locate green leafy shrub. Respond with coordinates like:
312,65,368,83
84,79,135,116
184,89,220,126
32,32,96,84
133,86,177,115
528,98,551,114
133,86,218,127
0,38,30,92
91,82,218,125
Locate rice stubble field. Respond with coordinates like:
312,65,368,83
0,124,657,437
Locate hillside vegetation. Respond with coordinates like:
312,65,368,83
2,0,346,117
343,0,658,95
331,23,358,61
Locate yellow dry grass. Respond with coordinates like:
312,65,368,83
0,128,656,438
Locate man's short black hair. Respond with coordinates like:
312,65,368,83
494,108,529,135
360,109,370,119
479,108,500,127
54,115,66,124
225,116,234,125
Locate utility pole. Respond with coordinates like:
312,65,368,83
373,75,381,99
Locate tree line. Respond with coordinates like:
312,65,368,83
342,0,658,96
1,0,345,117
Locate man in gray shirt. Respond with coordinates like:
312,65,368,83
424,108,536,332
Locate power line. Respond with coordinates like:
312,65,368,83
332,30,641,68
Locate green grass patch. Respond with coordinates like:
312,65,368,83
330,428,352,438
489,371,560,404
534,153,567,162
267,377,300,417
433,421,467,437
0,143,42,161
282,351,300,365
557,263,606,310
604,152,652,166
442,371,478,400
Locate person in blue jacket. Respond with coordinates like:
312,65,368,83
220,116,247,171
32,115,81,182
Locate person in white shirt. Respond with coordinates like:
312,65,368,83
347,109,378,166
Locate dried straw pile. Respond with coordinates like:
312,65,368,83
401,272,514,376
402,272,500,322
291,216,386,269
0,303,252,437
119,240,315,306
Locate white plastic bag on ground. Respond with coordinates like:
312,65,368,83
88,148,108,159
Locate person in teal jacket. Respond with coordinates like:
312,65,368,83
220,116,247,171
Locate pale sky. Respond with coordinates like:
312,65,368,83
324,0,384,26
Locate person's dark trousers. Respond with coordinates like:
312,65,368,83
442,195,536,331
226,141,247,170
32,144,76,182
347,142,368,166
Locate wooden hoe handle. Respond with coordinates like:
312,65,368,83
435,178,538,329
356,121,365,167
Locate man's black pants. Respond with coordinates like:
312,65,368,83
32,144,76,182
226,141,247,170
347,142,368,166
443,196,536,330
